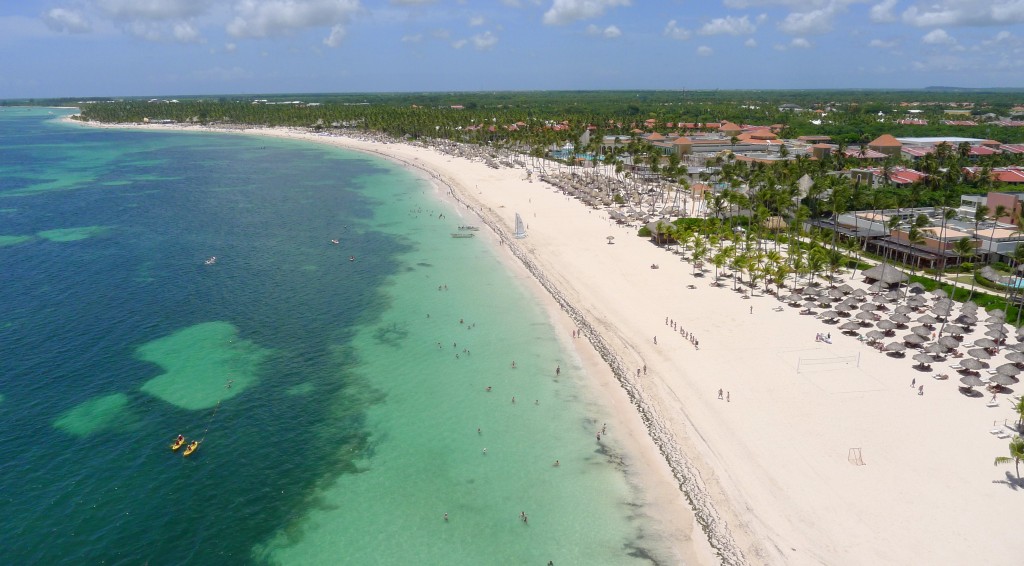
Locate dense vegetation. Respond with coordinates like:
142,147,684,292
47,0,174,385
45,89,1024,145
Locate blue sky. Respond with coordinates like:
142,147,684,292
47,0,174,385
2,0,1023,98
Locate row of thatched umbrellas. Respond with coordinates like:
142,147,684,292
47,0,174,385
786,283,1023,394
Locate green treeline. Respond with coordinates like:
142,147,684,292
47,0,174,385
59,89,1024,145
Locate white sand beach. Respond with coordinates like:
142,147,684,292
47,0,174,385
71,119,1024,565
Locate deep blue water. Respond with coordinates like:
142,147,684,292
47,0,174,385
0,109,403,564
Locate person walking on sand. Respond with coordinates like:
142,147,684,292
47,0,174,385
727,392,730,402
750,305,753,314
653,336,657,345
718,388,723,400
556,365,560,376
911,378,916,388
918,385,924,395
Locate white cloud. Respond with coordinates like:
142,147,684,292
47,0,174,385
663,19,691,40
791,37,811,48
323,24,346,47
697,45,713,56
227,0,361,39
542,0,631,26
868,38,897,48
42,8,92,33
586,23,621,38
95,0,207,21
225,42,237,51
902,1,1024,27
390,0,435,5
744,37,757,47
469,15,484,26
451,38,467,49
173,21,201,42
471,30,498,50
698,15,759,36
922,28,956,45
869,0,898,22
778,6,837,35
432,28,451,39
401,33,423,42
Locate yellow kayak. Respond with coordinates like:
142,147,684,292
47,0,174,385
170,436,186,451
183,441,199,457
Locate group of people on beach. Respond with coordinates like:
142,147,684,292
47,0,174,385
665,317,699,349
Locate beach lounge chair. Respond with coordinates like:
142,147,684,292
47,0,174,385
986,400,999,408
950,364,963,371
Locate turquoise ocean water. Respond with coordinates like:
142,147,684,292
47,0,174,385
0,108,668,565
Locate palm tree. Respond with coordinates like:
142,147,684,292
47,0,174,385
994,435,1024,480
904,225,926,274
987,204,1009,263
950,237,978,302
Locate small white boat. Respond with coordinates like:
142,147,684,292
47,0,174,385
204,256,217,265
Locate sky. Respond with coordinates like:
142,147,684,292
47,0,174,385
2,0,1024,99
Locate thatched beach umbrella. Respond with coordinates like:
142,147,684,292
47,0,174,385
960,375,986,387
943,324,966,336
877,320,897,331
918,314,940,325
911,325,932,337
895,305,915,314
931,289,949,300
1005,351,1024,364
960,358,984,371
989,373,1019,387
968,348,992,360
904,333,926,345
786,293,803,304
803,286,822,296
820,310,839,320
926,342,949,354
956,313,978,326
863,264,910,285
907,282,927,295
852,288,868,299
975,338,998,349
868,281,887,293
867,330,886,342
986,312,1006,323
890,313,912,325
986,329,1008,341
913,352,934,367
860,302,878,312
856,311,877,323
840,321,862,331
996,363,1021,377
836,301,857,312
907,295,928,308
886,342,907,352
838,283,854,294
802,301,819,310
885,290,902,301
962,300,979,312
828,288,845,299
938,335,960,349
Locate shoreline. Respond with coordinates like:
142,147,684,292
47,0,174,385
65,117,1024,565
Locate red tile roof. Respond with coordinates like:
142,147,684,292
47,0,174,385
869,134,902,148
